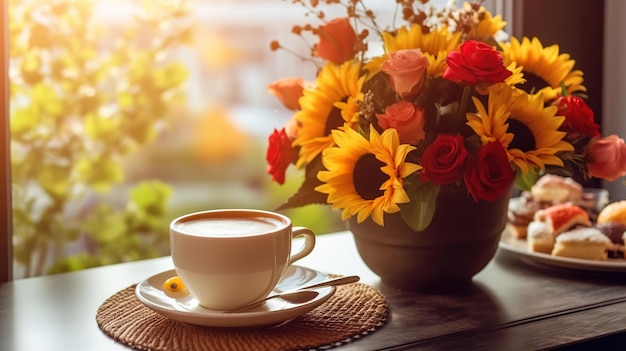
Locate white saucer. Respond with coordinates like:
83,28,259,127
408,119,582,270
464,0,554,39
135,265,336,328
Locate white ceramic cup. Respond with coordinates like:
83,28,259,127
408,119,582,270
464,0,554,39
169,209,316,310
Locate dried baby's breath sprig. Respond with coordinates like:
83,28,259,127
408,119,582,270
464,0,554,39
446,0,489,40
394,0,460,31
358,90,378,126
269,37,318,65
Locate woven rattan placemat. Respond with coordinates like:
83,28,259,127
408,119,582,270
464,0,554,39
96,278,388,351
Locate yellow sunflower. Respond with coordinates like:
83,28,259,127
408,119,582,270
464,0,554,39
293,60,365,168
466,4,507,41
467,84,574,174
364,25,461,77
476,62,525,95
499,37,586,101
315,127,422,226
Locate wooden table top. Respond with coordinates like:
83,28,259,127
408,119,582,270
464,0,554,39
2,230,626,350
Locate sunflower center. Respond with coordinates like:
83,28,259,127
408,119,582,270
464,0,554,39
324,97,348,135
353,153,386,200
517,71,550,95
507,118,536,152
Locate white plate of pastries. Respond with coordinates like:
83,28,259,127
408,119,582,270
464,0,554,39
499,175,626,272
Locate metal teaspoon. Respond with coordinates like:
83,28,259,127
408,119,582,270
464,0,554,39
229,275,360,313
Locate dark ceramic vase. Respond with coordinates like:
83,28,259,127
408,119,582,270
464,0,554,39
347,185,512,292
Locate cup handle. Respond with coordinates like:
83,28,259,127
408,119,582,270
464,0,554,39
288,227,316,266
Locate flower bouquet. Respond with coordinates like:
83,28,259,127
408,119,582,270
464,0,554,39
265,0,626,233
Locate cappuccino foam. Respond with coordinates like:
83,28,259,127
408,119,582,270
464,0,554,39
175,217,284,237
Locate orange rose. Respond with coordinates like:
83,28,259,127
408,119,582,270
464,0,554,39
314,17,358,64
381,49,429,97
376,100,426,145
267,77,306,111
585,135,626,181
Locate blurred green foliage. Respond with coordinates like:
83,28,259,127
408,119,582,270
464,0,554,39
9,0,190,277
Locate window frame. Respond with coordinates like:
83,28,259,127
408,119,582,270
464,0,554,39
1,0,13,283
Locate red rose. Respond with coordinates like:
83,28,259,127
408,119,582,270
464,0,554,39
376,100,426,145
553,95,601,138
585,135,626,181
381,49,429,97
267,77,307,111
266,128,294,185
464,142,515,202
420,134,468,185
314,17,358,65
443,40,512,86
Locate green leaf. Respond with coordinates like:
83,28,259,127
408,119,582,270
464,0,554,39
127,118,158,144
276,155,328,211
76,157,124,193
31,83,63,118
130,180,172,216
37,165,71,200
10,105,40,136
515,170,539,191
154,62,189,89
83,205,127,243
84,112,120,140
117,92,135,109
399,178,440,232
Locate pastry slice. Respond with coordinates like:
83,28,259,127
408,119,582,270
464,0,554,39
551,228,611,261
595,222,626,258
534,204,591,235
508,196,541,239
527,221,555,254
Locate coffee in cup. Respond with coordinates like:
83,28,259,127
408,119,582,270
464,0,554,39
170,209,316,310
